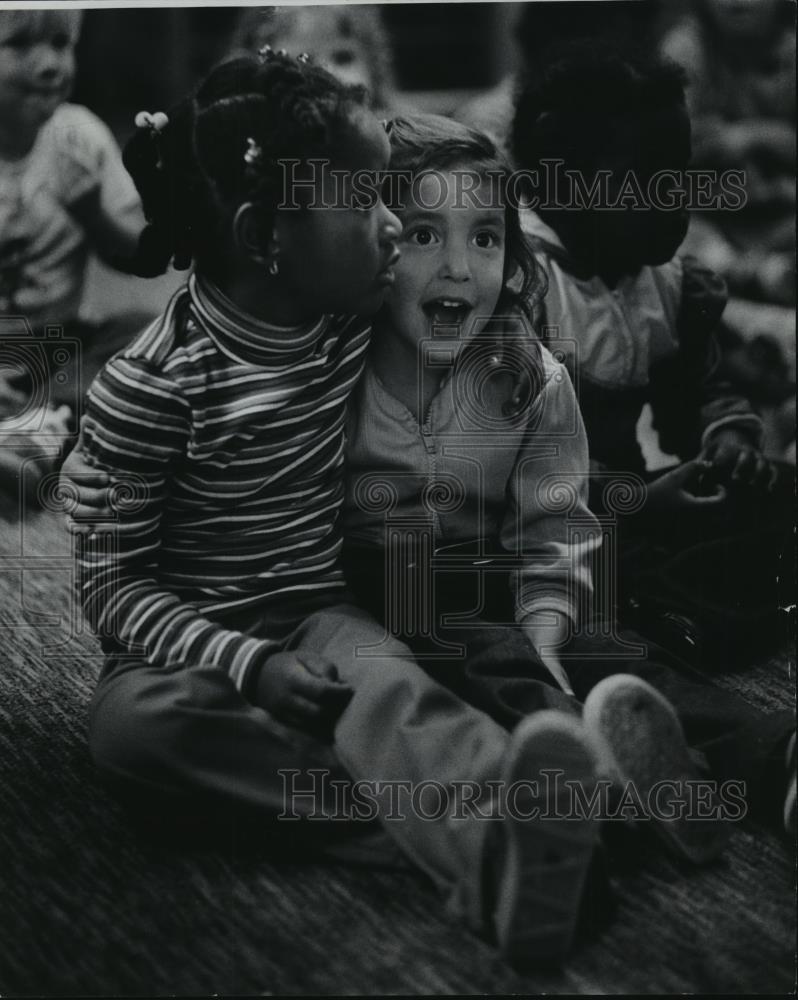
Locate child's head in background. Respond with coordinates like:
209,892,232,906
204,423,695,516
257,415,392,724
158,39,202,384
0,9,83,158
377,113,542,365
511,44,691,284
699,0,788,44
230,5,395,111
123,50,400,326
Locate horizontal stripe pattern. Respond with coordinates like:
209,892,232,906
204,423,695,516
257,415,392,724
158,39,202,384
78,274,371,691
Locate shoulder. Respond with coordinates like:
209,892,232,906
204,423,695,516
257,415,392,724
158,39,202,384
326,313,373,362
100,287,196,396
330,313,372,340
47,103,117,155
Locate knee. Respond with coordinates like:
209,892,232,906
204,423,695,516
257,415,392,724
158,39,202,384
88,663,215,782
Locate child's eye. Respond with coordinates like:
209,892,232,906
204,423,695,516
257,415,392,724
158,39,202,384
409,228,438,247
3,33,31,49
474,230,501,249
331,48,355,67
51,32,73,50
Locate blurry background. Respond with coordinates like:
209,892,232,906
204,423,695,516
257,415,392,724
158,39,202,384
69,0,795,462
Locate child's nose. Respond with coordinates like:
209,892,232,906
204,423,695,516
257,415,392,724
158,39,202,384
380,204,402,242
440,245,471,282
33,43,67,80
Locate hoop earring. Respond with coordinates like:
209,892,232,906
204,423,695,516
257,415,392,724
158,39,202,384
268,259,279,277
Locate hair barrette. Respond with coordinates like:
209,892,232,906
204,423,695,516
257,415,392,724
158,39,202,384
244,136,263,169
297,52,310,64
134,110,169,134
258,44,273,61
134,110,169,170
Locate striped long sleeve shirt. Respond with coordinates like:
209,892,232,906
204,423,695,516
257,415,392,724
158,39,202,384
78,274,371,692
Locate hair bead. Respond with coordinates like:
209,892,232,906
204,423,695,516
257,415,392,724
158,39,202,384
244,136,263,169
134,110,169,170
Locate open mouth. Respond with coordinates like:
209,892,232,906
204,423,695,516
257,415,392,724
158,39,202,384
422,298,472,329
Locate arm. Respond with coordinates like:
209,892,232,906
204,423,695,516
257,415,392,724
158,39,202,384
58,106,144,266
76,357,280,694
500,354,600,693
649,256,763,464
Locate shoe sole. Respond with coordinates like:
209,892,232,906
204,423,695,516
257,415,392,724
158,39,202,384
494,710,600,966
582,674,729,865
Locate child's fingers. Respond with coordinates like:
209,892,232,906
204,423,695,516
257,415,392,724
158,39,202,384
61,452,109,487
298,651,341,681
68,506,109,524
291,663,352,707
284,694,325,723
681,483,727,506
67,485,111,511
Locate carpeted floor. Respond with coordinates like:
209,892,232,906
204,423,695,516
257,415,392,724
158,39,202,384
0,489,795,996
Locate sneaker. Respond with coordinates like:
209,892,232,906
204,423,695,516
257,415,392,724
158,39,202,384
784,732,796,840
582,675,729,865
492,710,601,966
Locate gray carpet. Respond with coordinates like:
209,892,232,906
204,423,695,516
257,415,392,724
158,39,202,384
0,491,795,996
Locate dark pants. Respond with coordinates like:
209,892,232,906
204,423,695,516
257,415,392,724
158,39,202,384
342,541,795,826
615,464,795,665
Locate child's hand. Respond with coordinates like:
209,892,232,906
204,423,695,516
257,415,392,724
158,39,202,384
255,651,353,739
700,428,776,491
60,446,113,521
644,460,727,513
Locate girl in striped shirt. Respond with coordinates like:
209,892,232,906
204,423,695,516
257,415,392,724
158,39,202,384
64,52,610,965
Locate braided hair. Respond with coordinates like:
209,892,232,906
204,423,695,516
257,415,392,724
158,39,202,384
123,51,368,278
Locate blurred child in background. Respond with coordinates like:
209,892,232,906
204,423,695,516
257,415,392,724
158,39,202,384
0,8,145,493
456,1,662,151
229,5,396,113
511,43,794,667
661,0,795,307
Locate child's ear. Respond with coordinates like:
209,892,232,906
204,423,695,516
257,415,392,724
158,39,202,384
232,202,277,269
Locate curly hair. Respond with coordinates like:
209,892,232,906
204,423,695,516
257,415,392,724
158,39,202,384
385,113,546,323
122,51,368,278
511,42,687,180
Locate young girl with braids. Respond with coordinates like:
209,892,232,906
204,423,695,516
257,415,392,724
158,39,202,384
65,94,796,955
63,50,616,967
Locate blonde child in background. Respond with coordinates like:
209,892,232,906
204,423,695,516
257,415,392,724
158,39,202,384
229,5,396,113
0,9,144,495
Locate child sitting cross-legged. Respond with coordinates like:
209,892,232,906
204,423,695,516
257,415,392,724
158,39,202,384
65,107,797,956
59,50,621,967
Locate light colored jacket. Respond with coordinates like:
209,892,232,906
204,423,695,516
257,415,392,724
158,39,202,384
343,341,598,629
